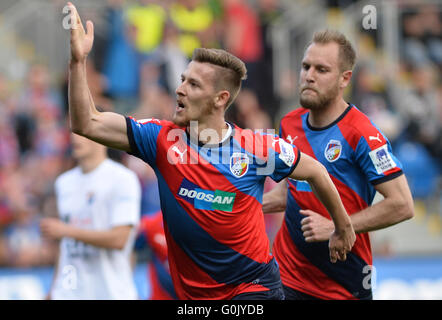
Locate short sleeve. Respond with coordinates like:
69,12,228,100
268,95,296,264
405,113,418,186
355,135,403,185
267,135,301,183
126,117,163,167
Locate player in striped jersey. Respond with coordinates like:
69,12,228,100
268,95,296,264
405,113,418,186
66,4,355,299
263,30,414,300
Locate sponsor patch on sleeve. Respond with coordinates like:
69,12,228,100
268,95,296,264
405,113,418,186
369,144,397,174
278,139,295,167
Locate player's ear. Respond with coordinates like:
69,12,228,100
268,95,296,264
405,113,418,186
214,90,230,109
340,70,352,89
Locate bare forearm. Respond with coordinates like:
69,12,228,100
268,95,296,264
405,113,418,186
64,226,129,250
350,197,413,233
350,175,414,233
308,171,350,231
68,60,97,135
262,181,287,213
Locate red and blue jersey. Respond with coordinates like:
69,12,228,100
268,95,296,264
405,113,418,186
273,104,403,300
126,117,300,299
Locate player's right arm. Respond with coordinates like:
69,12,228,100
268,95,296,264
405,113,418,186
67,2,130,151
289,152,356,263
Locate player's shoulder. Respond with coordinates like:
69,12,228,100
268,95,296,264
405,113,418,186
341,104,388,150
280,107,309,123
55,166,81,189
129,116,176,129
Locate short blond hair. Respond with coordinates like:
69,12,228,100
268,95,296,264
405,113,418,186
310,29,356,71
192,48,247,108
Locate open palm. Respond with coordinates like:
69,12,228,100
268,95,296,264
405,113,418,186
68,2,94,63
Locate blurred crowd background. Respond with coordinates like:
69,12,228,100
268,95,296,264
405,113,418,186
0,0,440,273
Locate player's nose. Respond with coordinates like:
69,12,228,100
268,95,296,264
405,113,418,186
305,68,316,83
175,83,185,96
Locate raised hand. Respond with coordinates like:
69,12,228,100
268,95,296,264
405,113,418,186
67,2,94,63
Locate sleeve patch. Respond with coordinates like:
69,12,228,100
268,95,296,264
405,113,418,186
369,144,397,174
278,139,295,167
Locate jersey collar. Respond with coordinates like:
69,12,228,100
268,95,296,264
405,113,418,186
306,103,353,131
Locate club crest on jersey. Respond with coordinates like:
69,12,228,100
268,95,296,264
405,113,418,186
230,152,249,178
324,139,342,162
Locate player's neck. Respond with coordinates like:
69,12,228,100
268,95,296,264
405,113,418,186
78,154,107,174
187,118,229,145
308,98,349,129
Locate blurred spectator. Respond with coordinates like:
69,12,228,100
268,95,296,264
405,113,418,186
232,89,271,130
256,0,283,122
169,0,219,58
0,168,57,267
131,61,175,120
223,0,263,99
12,63,63,157
126,0,167,54
102,0,141,114
390,64,441,163
351,64,402,141
401,5,442,68
149,22,189,95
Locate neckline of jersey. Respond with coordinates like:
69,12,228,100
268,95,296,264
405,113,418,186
185,121,235,149
305,103,353,131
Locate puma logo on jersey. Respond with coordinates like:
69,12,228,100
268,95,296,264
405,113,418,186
286,135,298,144
271,136,279,148
172,146,187,163
369,133,382,143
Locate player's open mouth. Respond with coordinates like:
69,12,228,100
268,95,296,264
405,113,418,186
176,101,185,112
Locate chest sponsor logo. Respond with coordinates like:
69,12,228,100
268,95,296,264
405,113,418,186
230,152,249,178
178,185,236,212
369,144,396,174
324,139,342,162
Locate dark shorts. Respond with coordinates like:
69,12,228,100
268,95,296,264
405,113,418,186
232,287,285,300
282,285,321,300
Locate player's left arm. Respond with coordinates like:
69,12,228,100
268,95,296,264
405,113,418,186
349,174,414,233
41,221,133,250
300,175,414,241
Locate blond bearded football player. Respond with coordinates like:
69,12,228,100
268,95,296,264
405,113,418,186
263,30,414,300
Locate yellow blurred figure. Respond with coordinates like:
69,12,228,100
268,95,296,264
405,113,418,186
169,1,215,57
127,3,167,53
